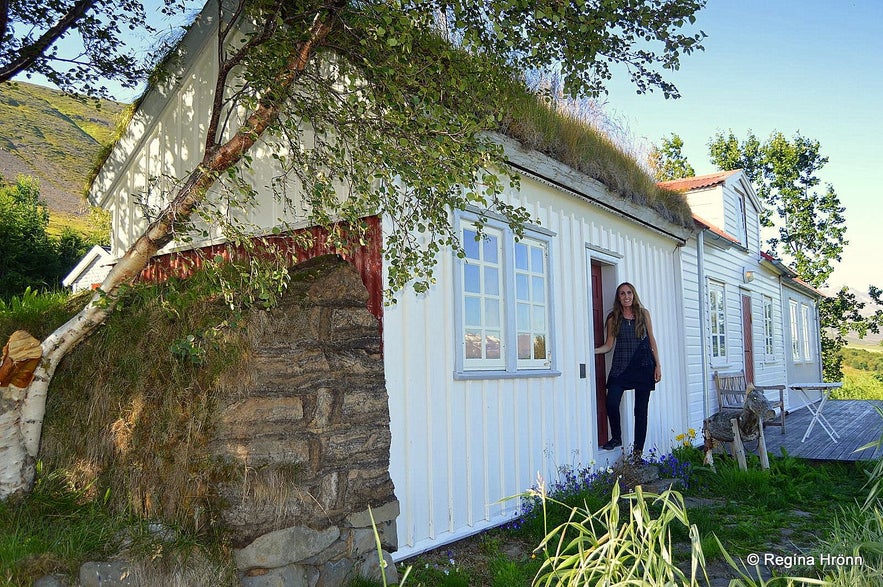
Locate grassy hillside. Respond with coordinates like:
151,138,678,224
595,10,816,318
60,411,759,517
0,81,127,215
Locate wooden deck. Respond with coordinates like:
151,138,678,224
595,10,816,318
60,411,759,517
760,399,883,461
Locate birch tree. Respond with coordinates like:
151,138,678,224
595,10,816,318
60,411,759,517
0,0,706,497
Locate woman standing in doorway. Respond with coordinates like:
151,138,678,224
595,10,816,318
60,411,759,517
594,282,662,456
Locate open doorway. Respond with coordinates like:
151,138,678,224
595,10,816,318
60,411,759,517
591,262,609,445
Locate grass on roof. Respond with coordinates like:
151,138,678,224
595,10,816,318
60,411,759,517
496,84,693,228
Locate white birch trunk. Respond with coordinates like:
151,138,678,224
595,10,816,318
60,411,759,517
0,4,342,500
0,387,33,496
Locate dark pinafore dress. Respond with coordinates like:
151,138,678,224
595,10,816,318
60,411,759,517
606,317,656,391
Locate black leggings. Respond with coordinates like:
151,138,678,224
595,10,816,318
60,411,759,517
606,384,652,451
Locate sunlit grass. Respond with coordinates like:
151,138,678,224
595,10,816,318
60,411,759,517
835,366,883,400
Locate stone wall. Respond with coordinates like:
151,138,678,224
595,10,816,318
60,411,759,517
210,255,398,586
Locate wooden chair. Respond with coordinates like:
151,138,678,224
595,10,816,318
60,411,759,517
713,371,786,433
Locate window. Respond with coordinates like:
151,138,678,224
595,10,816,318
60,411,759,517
461,225,505,370
737,192,749,246
789,300,800,362
801,304,812,360
456,216,554,376
763,295,775,357
514,239,550,369
708,281,727,361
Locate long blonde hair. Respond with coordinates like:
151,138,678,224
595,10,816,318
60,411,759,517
607,282,648,339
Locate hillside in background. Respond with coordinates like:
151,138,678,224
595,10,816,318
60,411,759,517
0,81,127,215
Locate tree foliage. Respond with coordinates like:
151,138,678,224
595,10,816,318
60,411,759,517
821,286,883,381
650,132,695,181
0,176,61,299
0,0,201,97
0,175,108,300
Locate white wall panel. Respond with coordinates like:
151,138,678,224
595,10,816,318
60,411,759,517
386,174,692,558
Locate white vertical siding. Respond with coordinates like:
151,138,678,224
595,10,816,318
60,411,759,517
679,239,707,431
782,286,824,396
680,234,790,428
386,175,691,558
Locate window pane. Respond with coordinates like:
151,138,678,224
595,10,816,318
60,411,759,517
483,235,498,264
464,229,479,259
465,296,481,326
533,335,547,360
484,267,499,295
531,246,544,272
517,302,530,330
515,242,528,270
532,306,545,331
532,276,545,303
465,330,482,359
485,299,500,328
486,332,501,359
516,273,529,301
712,338,719,356
517,333,531,359
464,264,480,293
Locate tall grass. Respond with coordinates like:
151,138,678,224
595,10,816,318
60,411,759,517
496,83,693,228
0,273,287,584
40,272,250,531
532,483,708,586
0,464,126,585
0,288,80,342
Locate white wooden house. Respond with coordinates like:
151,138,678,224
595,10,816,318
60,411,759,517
61,245,113,293
86,2,702,558
659,171,823,431
84,1,823,561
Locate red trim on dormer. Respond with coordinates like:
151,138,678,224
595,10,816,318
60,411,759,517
138,216,384,323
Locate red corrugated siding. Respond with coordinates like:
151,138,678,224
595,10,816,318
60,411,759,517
138,216,384,323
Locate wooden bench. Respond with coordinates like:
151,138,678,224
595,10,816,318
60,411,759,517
713,371,786,433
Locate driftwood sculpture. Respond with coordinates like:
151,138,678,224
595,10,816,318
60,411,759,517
703,386,775,471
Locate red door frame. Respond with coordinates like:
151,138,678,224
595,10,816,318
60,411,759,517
742,294,755,384
591,262,609,444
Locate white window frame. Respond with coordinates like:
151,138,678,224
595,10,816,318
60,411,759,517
454,213,558,379
763,295,775,358
459,223,506,371
789,299,801,363
514,236,551,370
801,303,812,361
708,280,727,364
737,192,749,247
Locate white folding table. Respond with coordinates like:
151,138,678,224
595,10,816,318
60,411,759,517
790,382,843,443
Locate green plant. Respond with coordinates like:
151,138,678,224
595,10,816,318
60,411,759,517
0,287,79,343
532,482,708,586
489,553,538,587
0,462,127,585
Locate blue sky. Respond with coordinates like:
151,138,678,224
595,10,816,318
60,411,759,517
601,0,882,293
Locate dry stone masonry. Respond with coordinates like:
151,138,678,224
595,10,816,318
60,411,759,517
212,255,398,586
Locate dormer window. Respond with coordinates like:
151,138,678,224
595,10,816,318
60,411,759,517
737,192,749,246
